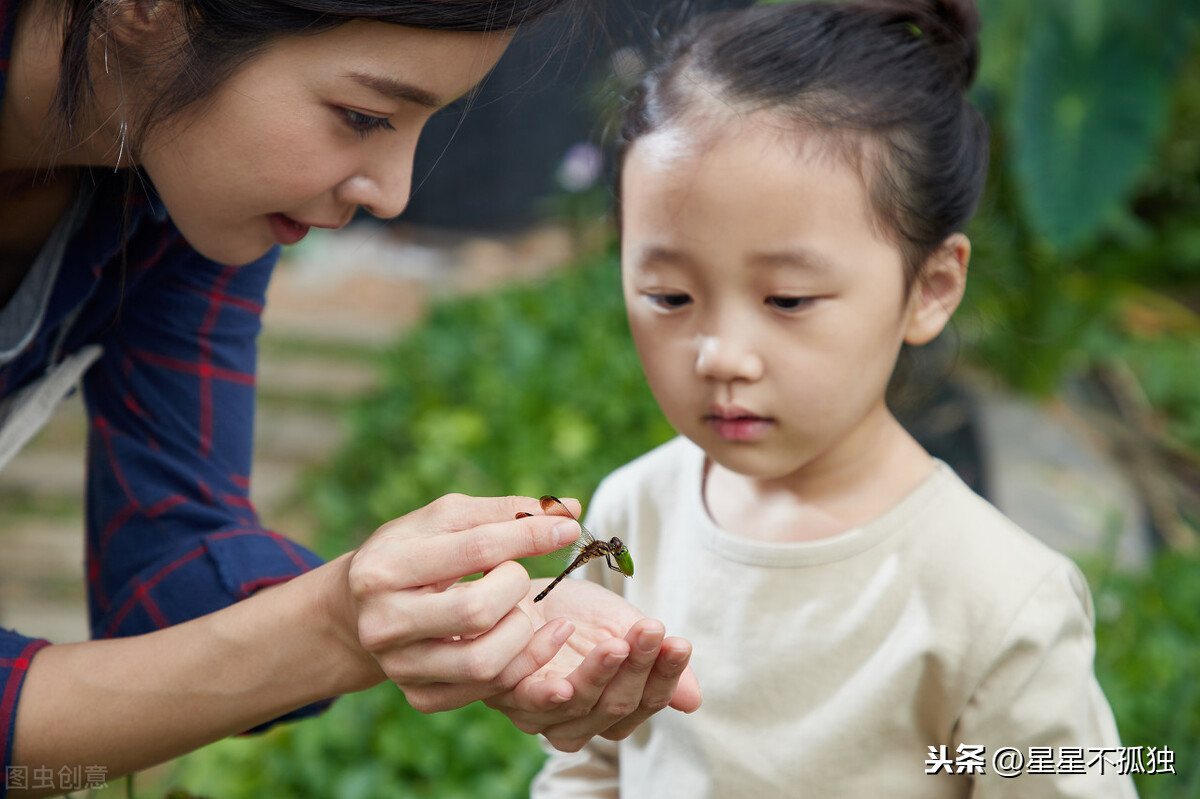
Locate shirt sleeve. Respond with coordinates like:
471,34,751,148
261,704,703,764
957,562,1139,798
1,631,50,788
531,735,620,799
78,239,328,717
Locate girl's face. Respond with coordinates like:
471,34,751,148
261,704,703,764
620,117,960,488
135,21,512,265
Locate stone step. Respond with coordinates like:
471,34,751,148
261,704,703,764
253,407,347,464
255,355,379,403
0,448,85,503
973,382,1154,570
0,516,88,644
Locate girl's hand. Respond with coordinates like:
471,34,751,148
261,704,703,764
484,579,702,752
336,494,583,712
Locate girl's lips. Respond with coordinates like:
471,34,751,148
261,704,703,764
707,414,774,442
268,213,311,245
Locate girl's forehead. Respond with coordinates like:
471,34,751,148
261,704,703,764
627,113,854,184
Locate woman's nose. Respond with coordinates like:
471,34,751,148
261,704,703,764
340,147,416,220
694,333,764,383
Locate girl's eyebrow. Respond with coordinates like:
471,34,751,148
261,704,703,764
634,245,696,268
748,248,835,272
343,71,443,109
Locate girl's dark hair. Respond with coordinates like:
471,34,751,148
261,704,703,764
616,0,989,287
53,0,576,152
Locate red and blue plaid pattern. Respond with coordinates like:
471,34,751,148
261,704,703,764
1,0,327,780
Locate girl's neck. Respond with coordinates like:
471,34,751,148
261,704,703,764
702,408,935,543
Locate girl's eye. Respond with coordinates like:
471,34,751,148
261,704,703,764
343,109,396,138
766,296,815,312
646,293,692,310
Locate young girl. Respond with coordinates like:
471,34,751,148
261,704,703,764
0,0,698,789
533,1,1135,796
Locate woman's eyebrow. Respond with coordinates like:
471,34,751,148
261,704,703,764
344,71,443,109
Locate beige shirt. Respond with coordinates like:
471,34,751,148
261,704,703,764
533,437,1136,798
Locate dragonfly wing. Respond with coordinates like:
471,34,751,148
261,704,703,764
530,496,597,565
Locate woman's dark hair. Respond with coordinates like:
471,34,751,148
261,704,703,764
616,0,989,288
52,0,577,153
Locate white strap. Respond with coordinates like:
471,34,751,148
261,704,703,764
0,345,103,472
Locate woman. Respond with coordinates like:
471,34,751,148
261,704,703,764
0,1,699,793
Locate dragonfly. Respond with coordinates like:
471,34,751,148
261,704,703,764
516,495,634,602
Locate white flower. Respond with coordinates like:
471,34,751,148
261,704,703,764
556,143,604,193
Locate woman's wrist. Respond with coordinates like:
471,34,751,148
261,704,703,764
305,550,385,695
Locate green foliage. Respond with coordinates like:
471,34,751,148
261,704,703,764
1084,292,1200,454
968,0,1200,392
308,245,673,560
1085,549,1200,798
166,684,546,799
1010,0,1191,254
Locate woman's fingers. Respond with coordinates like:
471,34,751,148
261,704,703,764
396,617,576,714
360,501,578,587
376,600,529,686
354,560,524,651
344,493,587,713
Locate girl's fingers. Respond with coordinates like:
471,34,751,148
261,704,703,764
600,638,697,741
540,621,665,746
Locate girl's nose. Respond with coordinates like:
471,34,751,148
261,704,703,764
694,334,764,383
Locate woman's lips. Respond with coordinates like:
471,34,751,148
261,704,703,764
268,213,311,245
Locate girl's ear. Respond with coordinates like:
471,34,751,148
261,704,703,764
903,233,969,346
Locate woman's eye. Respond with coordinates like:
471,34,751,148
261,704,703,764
766,296,815,312
343,109,396,138
646,293,692,310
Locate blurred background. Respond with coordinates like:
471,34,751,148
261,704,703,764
1,0,1197,796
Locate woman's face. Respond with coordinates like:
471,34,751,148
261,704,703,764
136,21,512,265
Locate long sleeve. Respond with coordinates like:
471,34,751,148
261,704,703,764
0,632,50,783
531,735,620,798
80,239,324,637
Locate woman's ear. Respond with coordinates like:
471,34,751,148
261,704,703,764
107,0,174,45
903,233,970,346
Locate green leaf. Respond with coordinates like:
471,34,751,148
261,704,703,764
1012,1,1187,253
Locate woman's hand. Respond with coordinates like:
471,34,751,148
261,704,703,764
334,494,584,713
484,579,702,752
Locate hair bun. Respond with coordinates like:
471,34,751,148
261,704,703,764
912,0,981,91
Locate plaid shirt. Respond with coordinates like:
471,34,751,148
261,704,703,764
1,0,327,779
